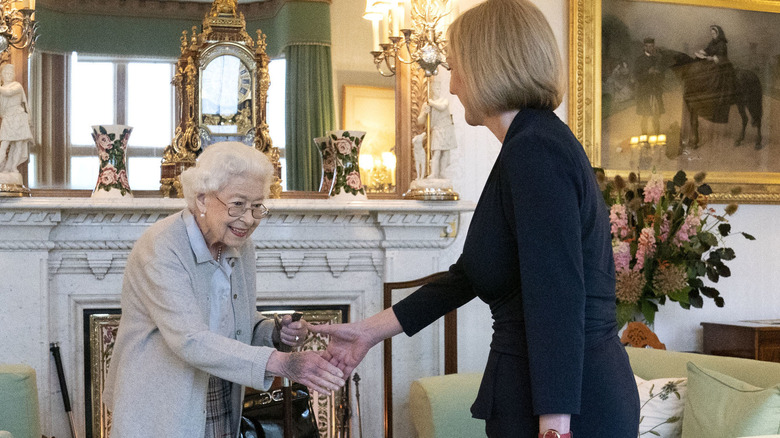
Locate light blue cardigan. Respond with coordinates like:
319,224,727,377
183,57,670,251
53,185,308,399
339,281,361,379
103,210,277,438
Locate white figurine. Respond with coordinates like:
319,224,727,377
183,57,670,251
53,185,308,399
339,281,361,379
417,77,456,180
0,64,32,183
412,132,426,180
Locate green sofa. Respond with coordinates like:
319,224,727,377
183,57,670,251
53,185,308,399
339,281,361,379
0,364,41,438
408,347,780,438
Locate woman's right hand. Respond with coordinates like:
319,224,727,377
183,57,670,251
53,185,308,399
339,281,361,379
266,350,345,394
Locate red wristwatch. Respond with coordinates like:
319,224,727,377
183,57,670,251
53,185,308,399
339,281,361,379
539,430,572,438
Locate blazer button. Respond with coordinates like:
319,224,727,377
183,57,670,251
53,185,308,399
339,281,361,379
236,329,242,336
233,294,238,299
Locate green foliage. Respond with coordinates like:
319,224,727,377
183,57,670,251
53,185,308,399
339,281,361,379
602,170,753,328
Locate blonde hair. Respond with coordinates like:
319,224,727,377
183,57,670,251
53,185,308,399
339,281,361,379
447,0,563,115
180,141,274,211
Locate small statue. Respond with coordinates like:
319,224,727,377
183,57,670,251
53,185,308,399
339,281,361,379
210,0,237,16
412,132,426,180
417,77,456,180
0,64,32,185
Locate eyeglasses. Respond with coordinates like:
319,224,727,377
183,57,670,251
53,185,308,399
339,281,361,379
213,196,269,219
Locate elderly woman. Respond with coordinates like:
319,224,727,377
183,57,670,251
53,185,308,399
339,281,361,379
103,142,345,438
313,1,639,437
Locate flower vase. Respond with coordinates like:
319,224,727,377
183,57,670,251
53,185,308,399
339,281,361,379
327,130,367,200
313,136,335,194
91,125,133,198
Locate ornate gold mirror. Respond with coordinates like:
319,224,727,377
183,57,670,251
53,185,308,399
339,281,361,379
160,0,280,198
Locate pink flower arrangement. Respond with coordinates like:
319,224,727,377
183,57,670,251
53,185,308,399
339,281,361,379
596,169,754,328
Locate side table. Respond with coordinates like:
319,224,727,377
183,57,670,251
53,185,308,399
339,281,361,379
701,321,780,363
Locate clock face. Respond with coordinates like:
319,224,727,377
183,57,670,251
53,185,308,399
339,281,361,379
238,65,251,102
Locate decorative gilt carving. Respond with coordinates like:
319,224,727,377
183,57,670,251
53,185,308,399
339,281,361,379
160,0,281,198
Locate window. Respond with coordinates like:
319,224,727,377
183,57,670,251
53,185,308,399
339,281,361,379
65,54,174,191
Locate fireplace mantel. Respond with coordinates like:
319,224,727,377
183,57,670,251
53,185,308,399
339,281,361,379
0,197,475,438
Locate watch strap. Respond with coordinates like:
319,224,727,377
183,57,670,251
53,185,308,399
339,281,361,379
539,430,573,438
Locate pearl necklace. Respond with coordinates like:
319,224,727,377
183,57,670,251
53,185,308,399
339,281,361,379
216,245,222,263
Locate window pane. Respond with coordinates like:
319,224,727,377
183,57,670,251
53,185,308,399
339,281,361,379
71,156,99,190
267,59,286,151
127,62,174,147
128,157,162,191
70,54,115,145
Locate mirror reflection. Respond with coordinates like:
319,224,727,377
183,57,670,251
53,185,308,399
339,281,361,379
200,55,253,137
29,0,394,195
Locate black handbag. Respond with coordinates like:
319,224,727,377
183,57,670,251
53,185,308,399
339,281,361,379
240,382,319,438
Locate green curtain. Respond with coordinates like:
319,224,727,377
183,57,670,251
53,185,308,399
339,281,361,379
285,44,335,191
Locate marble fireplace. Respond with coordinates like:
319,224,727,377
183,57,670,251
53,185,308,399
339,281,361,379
0,197,474,438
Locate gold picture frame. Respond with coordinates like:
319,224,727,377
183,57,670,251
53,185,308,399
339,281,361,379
342,84,398,194
569,0,780,203
86,308,348,438
87,313,121,438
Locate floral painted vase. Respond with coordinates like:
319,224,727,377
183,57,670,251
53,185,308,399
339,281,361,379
313,136,335,194
328,130,367,200
91,125,133,198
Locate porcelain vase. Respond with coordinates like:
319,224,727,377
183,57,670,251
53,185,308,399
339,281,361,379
91,125,133,198
325,130,367,200
314,136,335,194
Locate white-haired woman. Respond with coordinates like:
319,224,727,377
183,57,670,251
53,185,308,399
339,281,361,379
313,0,639,436
104,142,345,438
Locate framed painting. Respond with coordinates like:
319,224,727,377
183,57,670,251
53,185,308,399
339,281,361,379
569,0,780,203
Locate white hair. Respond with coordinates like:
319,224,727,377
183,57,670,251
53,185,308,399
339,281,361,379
180,141,274,211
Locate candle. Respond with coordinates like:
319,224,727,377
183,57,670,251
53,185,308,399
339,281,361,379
657,134,666,145
381,12,390,44
639,135,648,144
371,20,380,51
359,154,375,171
382,151,396,184
630,136,639,147
395,5,405,33
649,135,657,145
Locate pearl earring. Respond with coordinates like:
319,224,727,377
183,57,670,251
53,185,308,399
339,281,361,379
200,212,205,217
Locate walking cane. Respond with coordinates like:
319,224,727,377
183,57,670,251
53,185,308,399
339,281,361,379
50,342,79,438
353,373,363,438
277,312,303,438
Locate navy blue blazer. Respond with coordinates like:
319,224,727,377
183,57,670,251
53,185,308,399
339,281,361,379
393,109,639,436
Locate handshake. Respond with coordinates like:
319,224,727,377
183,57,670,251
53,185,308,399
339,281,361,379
266,309,398,395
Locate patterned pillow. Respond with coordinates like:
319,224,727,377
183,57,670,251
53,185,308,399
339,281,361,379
635,375,687,438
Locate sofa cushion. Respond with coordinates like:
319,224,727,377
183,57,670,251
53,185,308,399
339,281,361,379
409,373,485,438
681,362,780,438
0,364,41,438
635,375,686,438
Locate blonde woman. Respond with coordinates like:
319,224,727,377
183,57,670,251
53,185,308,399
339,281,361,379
313,1,640,436
104,142,345,437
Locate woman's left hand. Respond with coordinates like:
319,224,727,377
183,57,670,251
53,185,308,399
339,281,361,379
279,314,308,348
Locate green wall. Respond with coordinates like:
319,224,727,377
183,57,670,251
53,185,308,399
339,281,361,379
36,1,331,59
